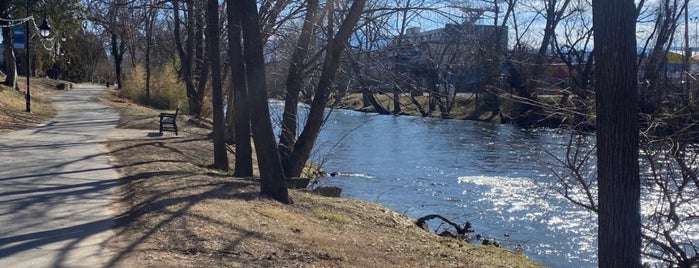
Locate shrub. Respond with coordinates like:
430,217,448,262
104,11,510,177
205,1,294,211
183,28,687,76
150,64,186,110
119,65,147,104
119,64,187,111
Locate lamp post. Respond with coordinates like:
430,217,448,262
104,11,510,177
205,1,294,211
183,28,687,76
25,0,31,112
24,0,51,112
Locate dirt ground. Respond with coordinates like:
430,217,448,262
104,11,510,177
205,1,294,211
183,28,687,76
94,89,543,268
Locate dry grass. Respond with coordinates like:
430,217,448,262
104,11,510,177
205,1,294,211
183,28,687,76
0,77,68,134
98,91,543,268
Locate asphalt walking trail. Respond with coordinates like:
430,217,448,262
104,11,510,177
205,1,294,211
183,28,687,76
0,85,149,267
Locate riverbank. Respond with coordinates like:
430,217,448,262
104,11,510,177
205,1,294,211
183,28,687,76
332,92,585,129
333,93,498,121
97,89,543,267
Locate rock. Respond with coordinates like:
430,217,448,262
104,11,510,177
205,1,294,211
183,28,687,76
482,239,500,247
313,186,342,197
287,177,311,189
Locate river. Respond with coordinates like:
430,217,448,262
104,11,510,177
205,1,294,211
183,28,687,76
270,101,628,267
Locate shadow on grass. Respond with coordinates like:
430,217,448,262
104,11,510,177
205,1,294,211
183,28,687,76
100,136,300,267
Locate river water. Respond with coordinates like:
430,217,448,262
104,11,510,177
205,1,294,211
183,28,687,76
270,100,682,267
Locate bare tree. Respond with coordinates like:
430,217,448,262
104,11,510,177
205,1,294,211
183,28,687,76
227,0,253,177
278,0,321,175
173,0,210,116
85,0,130,88
1,0,18,89
1,27,18,89
144,1,160,105
238,0,291,204
281,0,367,177
640,0,690,113
206,0,228,171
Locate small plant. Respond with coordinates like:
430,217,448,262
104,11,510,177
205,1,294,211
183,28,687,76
312,209,350,224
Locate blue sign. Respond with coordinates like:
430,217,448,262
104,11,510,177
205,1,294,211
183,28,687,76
13,27,25,49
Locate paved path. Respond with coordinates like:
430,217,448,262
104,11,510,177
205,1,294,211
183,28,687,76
0,85,147,268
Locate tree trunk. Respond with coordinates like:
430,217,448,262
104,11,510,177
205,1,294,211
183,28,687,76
362,87,391,115
278,0,319,176
174,0,199,116
145,6,155,105
534,0,571,77
361,87,371,108
207,0,229,171
285,0,367,177
392,89,401,114
2,27,17,89
0,0,16,89
188,4,208,117
228,0,253,177
682,2,690,93
593,0,641,267
111,32,124,89
195,52,210,114
239,0,291,204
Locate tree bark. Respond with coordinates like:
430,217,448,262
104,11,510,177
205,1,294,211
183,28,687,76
207,0,229,171
593,0,641,267
228,0,253,177
239,0,291,204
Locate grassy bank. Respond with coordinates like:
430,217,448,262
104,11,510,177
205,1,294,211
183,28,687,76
333,93,494,121
333,92,581,128
98,90,543,267
0,77,68,134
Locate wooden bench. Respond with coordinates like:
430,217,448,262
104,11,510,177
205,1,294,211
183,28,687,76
159,108,179,135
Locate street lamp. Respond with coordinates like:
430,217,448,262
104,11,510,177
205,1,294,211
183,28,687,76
39,19,51,38
24,2,51,112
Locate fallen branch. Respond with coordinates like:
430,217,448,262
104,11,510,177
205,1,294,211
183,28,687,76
415,214,474,237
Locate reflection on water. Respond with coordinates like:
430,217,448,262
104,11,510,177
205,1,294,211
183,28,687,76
269,100,695,267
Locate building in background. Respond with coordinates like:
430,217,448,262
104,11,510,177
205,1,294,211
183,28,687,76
381,23,508,94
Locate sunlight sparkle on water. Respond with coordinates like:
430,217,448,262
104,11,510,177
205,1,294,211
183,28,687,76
457,175,598,266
